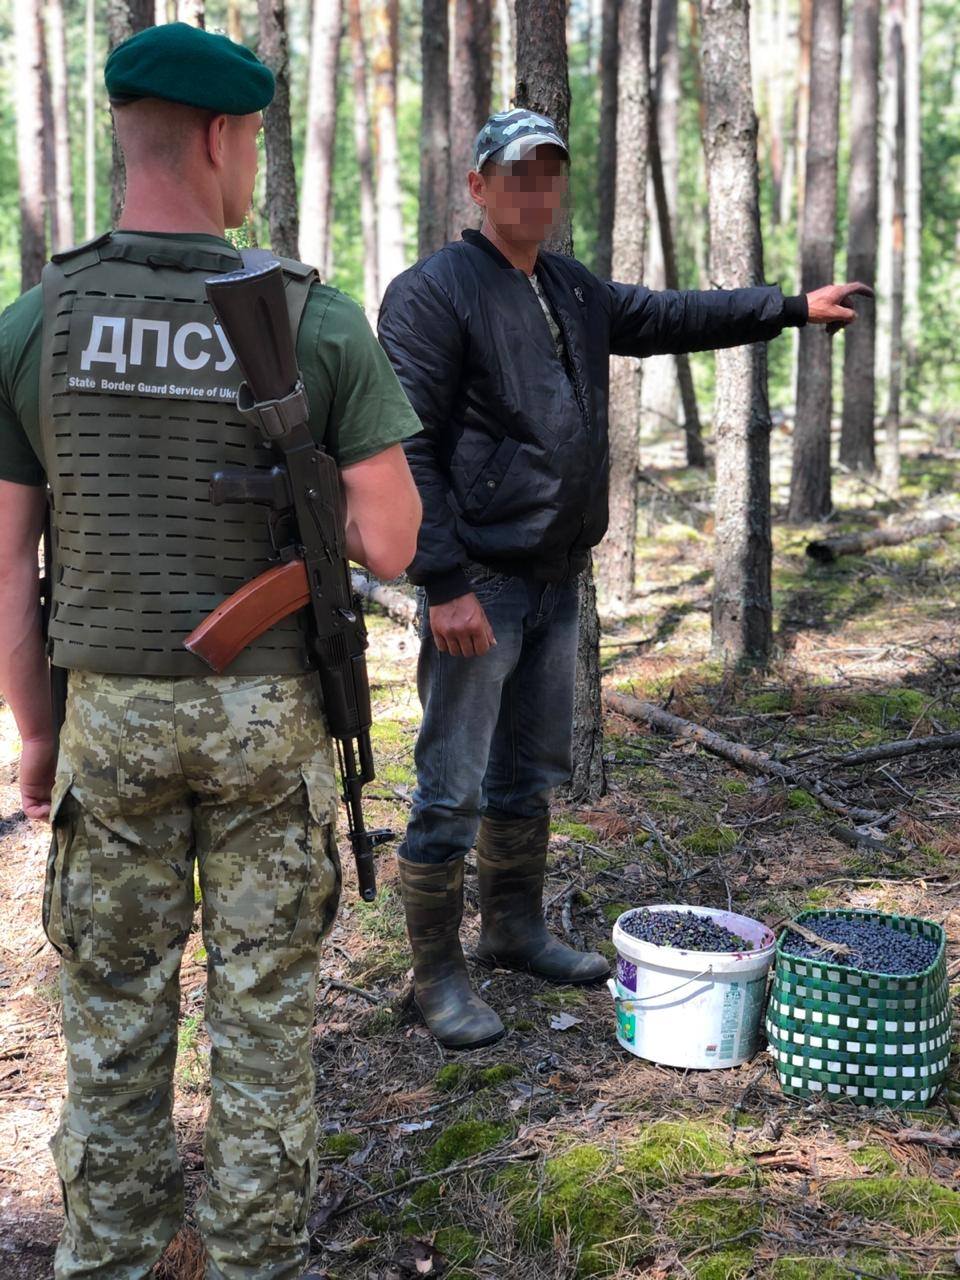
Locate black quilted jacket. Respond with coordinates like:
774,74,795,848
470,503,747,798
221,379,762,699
378,228,807,605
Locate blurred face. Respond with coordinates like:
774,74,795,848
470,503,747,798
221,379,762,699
468,144,569,246
216,111,263,227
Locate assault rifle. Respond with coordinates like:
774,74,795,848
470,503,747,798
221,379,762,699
183,251,390,901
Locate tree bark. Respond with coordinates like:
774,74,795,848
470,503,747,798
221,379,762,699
515,0,604,801
41,14,57,250
257,0,300,259
595,0,651,611
595,0,619,279
699,0,774,662
300,0,342,275
795,0,813,222
177,0,204,24
227,0,244,41
902,0,921,386
448,0,492,238
14,0,46,291
84,0,96,239
496,0,515,109
806,512,960,562
45,0,75,252
880,0,906,495
107,2,155,230
348,0,379,317
418,0,450,257
840,0,880,470
370,0,405,296
788,0,843,524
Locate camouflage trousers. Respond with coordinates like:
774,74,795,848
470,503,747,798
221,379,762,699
43,671,341,1280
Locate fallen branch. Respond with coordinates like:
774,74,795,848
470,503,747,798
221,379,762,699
322,978,391,1006
351,571,417,628
806,513,960,564
895,1127,960,1150
606,691,884,825
828,731,960,768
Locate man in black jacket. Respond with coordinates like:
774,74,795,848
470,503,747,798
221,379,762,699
378,109,870,1050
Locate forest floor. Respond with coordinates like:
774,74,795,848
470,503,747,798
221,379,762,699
1,421,959,1280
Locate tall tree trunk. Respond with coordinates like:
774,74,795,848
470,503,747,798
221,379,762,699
177,0,204,24
840,0,880,470
515,0,604,802
300,0,342,275
348,0,379,316
880,0,906,494
107,2,155,229
258,0,300,258
227,0,244,41
902,0,921,391
419,0,450,257
595,0,619,279
699,0,774,662
685,0,710,286
496,0,514,109
41,16,57,250
642,0,685,460
596,0,651,611
370,0,405,295
767,0,789,224
795,0,813,222
448,0,492,238
14,0,46,290
85,0,96,238
45,0,75,251
788,0,843,523
650,97,704,466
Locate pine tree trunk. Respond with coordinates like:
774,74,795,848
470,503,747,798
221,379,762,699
349,0,379,317
796,0,813,222
177,0,204,24
699,0,774,662
41,15,57,250
370,0,405,295
14,0,46,290
595,0,619,279
902,0,921,389
419,0,450,257
840,0,879,470
448,0,492,238
45,0,75,251
258,0,300,258
85,0,96,239
107,3,155,230
515,0,604,802
596,0,650,611
788,0,843,524
227,0,244,41
300,0,342,275
496,0,514,109
881,0,906,494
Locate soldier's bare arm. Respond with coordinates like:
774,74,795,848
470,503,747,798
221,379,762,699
0,480,55,820
341,442,422,581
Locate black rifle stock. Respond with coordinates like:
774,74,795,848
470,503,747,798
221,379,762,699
200,253,389,901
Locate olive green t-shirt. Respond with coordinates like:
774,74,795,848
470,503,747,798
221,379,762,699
0,231,421,486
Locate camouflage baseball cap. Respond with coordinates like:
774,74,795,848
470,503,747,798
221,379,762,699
473,109,570,171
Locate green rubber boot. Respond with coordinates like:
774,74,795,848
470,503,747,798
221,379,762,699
397,855,505,1050
475,813,610,983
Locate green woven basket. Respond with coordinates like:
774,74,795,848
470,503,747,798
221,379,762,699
766,908,951,1110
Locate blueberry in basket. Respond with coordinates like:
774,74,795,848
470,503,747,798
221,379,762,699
620,908,754,952
781,917,939,976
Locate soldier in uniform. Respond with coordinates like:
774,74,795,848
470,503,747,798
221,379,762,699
0,23,421,1280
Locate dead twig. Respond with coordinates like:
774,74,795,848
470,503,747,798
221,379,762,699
827,730,960,768
806,512,960,564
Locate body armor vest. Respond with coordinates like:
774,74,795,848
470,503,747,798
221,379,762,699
40,231,317,677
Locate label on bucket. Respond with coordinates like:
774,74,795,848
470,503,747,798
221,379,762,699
617,956,638,993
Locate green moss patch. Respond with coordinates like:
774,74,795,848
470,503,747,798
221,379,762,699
423,1120,509,1173
685,824,738,855
848,1145,899,1176
688,1249,754,1280
435,1062,522,1092
772,1255,918,1280
667,1193,762,1250
320,1131,363,1157
622,1121,741,1188
822,1175,960,1237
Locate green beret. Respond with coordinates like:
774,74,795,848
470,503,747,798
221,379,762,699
104,22,275,115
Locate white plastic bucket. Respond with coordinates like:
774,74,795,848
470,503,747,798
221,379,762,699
609,904,776,1069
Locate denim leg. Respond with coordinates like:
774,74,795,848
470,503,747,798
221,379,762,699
483,577,580,818
403,574,529,864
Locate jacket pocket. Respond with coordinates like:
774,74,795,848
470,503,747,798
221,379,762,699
43,774,83,961
459,436,520,520
271,1117,316,1244
289,756,342,947
50,1123,101,1262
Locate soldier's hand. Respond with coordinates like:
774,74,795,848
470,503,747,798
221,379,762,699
806,282,875,335
429,593,497,657
20,736,57,821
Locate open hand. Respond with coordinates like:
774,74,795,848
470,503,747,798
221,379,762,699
806,281,875,335
20,736,57,822
429,592,497,657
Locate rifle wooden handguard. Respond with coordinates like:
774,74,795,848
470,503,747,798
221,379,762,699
184,558,310,673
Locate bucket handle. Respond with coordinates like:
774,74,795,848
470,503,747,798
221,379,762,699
607,968,714,1009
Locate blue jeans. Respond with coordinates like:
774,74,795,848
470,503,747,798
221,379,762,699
401,565,580,864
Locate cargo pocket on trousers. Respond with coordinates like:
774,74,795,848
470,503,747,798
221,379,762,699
293,759,342,946
42,774,80,961
51,1123,101,1262
271,1118,316,1244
